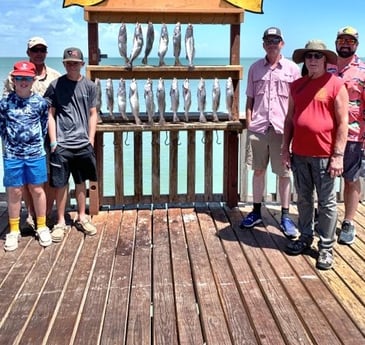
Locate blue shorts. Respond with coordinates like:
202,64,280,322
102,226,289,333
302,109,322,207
343,141,362,182
3,156,47,187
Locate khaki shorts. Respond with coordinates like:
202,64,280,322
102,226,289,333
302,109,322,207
248,127,290,177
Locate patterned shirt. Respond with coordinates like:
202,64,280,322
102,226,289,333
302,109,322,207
0,92,48,159
328,55,365,142
246,56,300,134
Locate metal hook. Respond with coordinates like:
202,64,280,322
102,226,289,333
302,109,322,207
215,130,222,145
201,132,206,144
124,132,130,146
164,131,169,145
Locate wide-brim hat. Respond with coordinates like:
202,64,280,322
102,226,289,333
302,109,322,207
292,40,337,65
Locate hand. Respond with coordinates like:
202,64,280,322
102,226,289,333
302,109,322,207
328,155,343,178
281,149,291,169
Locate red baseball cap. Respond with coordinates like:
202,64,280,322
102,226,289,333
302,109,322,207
11,61,36,77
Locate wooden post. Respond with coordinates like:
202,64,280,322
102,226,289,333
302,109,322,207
224,130,239,207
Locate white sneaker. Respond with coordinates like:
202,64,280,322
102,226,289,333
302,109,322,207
36,227,52,247
4,232,20,251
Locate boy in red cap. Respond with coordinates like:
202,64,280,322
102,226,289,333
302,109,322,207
0,61,52,251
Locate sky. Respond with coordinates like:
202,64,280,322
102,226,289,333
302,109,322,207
1,0,365,59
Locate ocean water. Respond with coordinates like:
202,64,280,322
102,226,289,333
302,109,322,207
0,56,260,196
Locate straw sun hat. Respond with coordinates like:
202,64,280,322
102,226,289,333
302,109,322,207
292,40,337,65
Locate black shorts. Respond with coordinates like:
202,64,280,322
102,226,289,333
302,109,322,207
49,144,97,188
343,141,362,182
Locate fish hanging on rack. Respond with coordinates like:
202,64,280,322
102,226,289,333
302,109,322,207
197,77,207,123
129,78,141,125
182,78,191,122
173,22,182,66
144,78,155,125
127,22,144,69
185,23,195,68
156,77,166,125
142,22,155,65
94,78,103,123
158,23,169,66
117,78,128,121
106,78,114,118
226,77,234,121
170,77,180,123
212,77,221,122
118,23,129,65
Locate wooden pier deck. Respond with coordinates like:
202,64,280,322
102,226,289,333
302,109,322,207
0,202,364,345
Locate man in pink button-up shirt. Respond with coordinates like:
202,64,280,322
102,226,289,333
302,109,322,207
240,27,300,237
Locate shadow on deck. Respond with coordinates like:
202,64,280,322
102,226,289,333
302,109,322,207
0,202,364,344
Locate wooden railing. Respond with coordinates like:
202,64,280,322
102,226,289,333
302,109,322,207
88,119,244,214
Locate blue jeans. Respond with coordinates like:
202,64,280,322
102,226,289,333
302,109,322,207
291,154,337,250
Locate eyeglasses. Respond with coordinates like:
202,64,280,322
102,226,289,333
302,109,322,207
13,76,34,82
264,37,282,45
30,47,47,53
336,38,357,45
305,52,324,60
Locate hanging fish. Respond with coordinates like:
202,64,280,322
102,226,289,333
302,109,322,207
173,22,182,66
142,22,154,65
127,22,144,69
156,77,166,125
129,78,141,125
117,78,128,121
197,77,207,123
144,78,155,125
226,77,234,121
212,77,221,122
185,23,195,68
158,24,169,66
106,78,114,118
94,78,103,123
118,23,129,65
170,77,180,123
182,78,191,122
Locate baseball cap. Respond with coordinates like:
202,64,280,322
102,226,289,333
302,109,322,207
63,47,84,62
11,61,36,77
28,37,48,49
337,26,359,40
263,27,283,39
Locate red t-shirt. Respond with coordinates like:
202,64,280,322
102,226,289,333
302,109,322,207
290,72,344,157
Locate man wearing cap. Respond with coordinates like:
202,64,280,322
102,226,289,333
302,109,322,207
240,27,300,238
3,36,61,233
44,47,98,242
327,26,365,245
0,61,53,251
281,40,349,270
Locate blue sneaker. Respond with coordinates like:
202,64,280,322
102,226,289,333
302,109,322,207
338,220,356,245
280,216,299,238
240,211,262,229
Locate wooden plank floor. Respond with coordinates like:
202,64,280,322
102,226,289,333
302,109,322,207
0,202,364,345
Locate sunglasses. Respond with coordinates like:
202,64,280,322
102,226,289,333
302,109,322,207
30,47,47,53
336,38,357,45
13,76,34,82
305,52,324,60
264,37,282,45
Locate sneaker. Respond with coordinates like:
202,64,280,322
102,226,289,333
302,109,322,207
23,216,36,231
280,216,299,238
4,232,20,252
285,237,313,255
75,218,97,236
316,249,333,270
338,220,356,245
36,227,52,247
239,212,262,229
51,223,68,243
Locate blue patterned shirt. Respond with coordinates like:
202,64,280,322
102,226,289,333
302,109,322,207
0,92,48,159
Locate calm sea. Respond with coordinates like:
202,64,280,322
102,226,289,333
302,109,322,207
0,56,260,196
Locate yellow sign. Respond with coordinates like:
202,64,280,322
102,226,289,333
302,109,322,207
63,0,105,7
225,0,264,13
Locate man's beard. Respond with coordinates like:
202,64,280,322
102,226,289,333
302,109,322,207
336,48,355,58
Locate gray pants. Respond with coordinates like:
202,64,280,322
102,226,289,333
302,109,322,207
292,154,337,250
